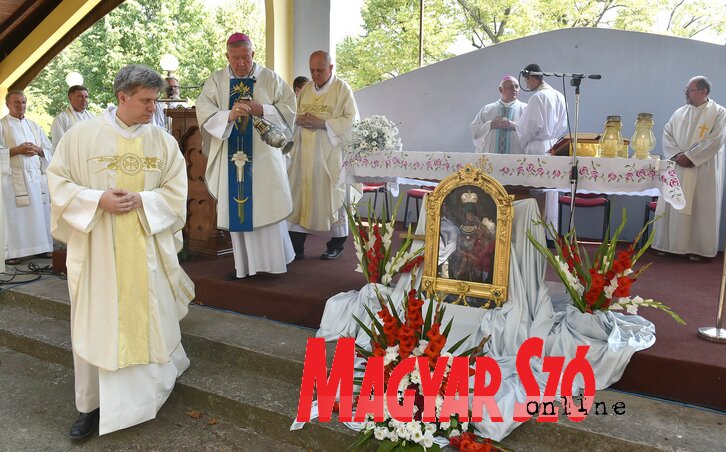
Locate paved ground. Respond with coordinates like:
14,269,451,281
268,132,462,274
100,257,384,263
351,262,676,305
0,346,306,452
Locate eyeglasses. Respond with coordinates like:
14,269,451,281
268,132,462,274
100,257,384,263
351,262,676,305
684,88,704,93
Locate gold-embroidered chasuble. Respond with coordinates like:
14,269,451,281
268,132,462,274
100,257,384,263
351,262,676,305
112,136,151,367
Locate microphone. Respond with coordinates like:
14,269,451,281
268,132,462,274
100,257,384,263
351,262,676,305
571,73,602,80
520,69,530,77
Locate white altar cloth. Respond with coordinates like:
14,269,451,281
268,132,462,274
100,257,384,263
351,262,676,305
344,151,684,208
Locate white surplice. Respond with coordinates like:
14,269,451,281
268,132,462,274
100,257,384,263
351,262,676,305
196,63,296,277
287,74,358,233
653,99,726,257
51,107,94,151
470,99,526,154
517,82,567,155
0,114,53,259
516,83,568,234
48,108,195,434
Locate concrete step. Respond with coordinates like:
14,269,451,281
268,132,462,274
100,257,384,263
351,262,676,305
0,345,307,452
0,300,359,451
1,277,725,451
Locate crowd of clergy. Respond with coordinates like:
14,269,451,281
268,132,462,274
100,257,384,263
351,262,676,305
0,30,723,440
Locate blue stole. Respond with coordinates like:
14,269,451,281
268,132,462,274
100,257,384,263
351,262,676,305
495,102,514,154
228,77,255,231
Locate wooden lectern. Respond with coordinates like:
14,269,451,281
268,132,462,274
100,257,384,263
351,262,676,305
166,108,232,256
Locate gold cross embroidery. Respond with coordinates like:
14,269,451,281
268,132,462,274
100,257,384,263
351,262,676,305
698,123,709,139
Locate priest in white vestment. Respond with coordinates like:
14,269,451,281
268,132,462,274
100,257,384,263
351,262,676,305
51,85,94,151
517,64,568,236
653,76,726,259
0,90,53,264
470,76,526,154
196,33,296,279
47,65,194,439
162,76,189,109
287,50,359,260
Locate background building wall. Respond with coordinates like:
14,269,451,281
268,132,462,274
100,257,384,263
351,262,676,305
353,28,726,243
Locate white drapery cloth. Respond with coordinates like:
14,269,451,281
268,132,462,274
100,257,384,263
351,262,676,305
314,198,656,441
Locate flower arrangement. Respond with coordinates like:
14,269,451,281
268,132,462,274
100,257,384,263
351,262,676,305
345,115,402,158
350,285,503,451
347,201,423,287
527,210,684,324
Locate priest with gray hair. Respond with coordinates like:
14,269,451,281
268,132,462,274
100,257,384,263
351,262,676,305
196,32,296,279
48,63,194,439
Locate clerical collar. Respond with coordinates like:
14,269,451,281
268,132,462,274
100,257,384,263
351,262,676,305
537,81,552,92
102,106,146,139
500,99,516,108
690,99,710,109
313,74,335,95
229,63,258,80
8,115,24,122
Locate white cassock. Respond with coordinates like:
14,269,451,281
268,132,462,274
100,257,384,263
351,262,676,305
517,82,567,155
0,114,53,259
288,74,358,235
196,63,296,277
653,99,726,257
47,107,194,435
51,107,94,151
517,82,568,234
152,102,167,129
470,99,526,154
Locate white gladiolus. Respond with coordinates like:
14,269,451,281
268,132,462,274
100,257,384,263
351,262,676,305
449,429,461,438
439,421,450,430
603,277,618,299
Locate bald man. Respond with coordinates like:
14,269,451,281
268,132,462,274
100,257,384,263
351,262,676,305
287,50,359,260
471,76,527,154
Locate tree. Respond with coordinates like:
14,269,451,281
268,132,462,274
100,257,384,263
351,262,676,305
336,0,464,90
337,0,726,90
25,0,265,131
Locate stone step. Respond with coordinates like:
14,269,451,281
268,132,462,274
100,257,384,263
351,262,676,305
2,280,725,451
0,301,358,451
0,277,324,384
0,345,307,452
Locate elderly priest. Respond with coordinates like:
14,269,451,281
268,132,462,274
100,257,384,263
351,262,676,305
196,32,296,279
653,76,726,260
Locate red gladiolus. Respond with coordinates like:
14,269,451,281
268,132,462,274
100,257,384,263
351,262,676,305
613,276,633,298
372,343,386,357
406,290,425,333
612,250,633,274
397,324,416,359
400,255,425,273
424,323,447,367
377,306,399,345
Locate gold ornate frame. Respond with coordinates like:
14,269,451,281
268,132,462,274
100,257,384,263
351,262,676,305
421,164,514,308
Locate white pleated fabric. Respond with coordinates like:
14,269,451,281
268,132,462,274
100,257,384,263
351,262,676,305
231,221,295,278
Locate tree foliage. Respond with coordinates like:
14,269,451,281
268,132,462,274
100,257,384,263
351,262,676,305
337,0,726,89
26,0,265,131
336,0,464,90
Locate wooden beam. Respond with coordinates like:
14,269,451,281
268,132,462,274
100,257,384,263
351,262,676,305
0,0,106,90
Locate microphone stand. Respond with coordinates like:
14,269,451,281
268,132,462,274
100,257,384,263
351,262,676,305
569,75,583,233
523,71,601,233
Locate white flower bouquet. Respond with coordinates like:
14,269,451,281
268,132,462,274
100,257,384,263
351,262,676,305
345,115,402,158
